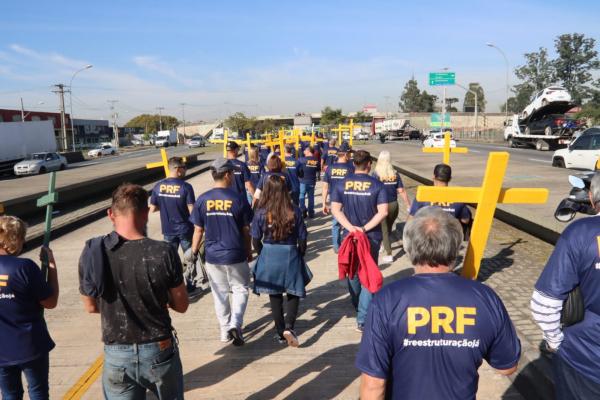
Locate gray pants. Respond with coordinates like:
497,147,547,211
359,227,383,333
205,261,250,335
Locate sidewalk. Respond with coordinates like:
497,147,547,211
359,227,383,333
22,169,526,399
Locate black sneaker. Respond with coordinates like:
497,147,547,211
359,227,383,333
355,324,364,333
186,282,196,293
302,210,308,219
274,334,287,345
228,327,245,346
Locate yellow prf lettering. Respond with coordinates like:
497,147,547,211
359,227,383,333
407,307,430,334
331,168,346,176
431,306,454,333
597,236,600,257
456,307,477,334
344,181,372,191
206,199,233,211
159,184,180,194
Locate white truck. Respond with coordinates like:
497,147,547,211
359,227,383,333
155,130,178,147
504,102,580,151
0,121,57,174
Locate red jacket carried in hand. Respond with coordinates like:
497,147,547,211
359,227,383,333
338,231,383,293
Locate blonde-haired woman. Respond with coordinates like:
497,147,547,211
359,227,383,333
373,151,411,263
0,216,59,400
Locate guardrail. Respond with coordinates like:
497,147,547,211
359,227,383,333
453,129,504,143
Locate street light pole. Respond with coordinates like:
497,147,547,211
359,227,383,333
180,102,186,145
69,64,93,151
156,107,164,130
486,42,509,121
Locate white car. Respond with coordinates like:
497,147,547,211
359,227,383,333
88,144,116,157
188,136,207,148
423,132,456,148
14,152,67,176
521,87,571,119
552,127,600,170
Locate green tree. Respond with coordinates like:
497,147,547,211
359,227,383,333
501,86,535,114
445,98,459,112
125,114,179,133
353,111,372,123
254,118,276,133
399,78,423,112
419,91,438,112
320,106,345,126
514,47,554,92
224,112,257,133
463,83,486,112
553,33,600,104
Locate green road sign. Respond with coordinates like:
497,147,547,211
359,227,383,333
431,113,451,127
429,72,455,86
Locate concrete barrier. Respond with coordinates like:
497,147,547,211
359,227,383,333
60,151,86,163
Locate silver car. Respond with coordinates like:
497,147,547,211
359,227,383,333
188,136,206,148
14,152,68,176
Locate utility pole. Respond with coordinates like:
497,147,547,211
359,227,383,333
20,97,25,121
180,103,186,145
108,100,119,149
156,107,164,130
52,84,69,151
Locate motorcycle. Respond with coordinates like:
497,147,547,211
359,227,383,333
554,173,596,222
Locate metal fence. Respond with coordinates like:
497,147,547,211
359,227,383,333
453,129,504,143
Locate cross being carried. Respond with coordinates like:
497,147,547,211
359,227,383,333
416,152,548,279
146,148,188,178
422,132,468,165
36,171,59,280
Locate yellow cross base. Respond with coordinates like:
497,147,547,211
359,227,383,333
416,152,548,279
422,132,468,165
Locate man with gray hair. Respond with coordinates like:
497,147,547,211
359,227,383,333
356,207,520,399
532,173,600,399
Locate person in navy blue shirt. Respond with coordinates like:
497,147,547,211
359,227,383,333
225,141,255,199
149,157,197,290
331,150,388,331
284,144,302,205
246,146,263,204
0,216,59,400
322,138,339,172
408,163,471,225
532,173,600,399
298,146,320,218
189,157,253,346
322,141,354,253
253,154,293,205
356,207,520,400
251,175,309,347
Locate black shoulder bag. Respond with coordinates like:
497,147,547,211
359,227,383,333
560,286,584,327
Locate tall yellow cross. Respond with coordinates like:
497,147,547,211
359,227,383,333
209,129,238,157
145,148,172,177
416,152,548,279
331,119,355,147
422,132,468,165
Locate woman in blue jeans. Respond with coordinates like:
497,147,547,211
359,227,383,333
251,175,310,347
0,216,59,400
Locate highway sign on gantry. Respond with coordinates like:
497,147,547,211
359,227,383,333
429,72,455,86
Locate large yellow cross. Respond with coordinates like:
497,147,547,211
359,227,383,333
416,152,548,279
331,119,354,147
145,148,188,178
422,132,468,165
209,129,244,157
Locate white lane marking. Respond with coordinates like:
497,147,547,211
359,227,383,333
469,149,481,153
527,158,552,164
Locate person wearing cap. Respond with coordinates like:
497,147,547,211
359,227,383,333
321,138,339,172
284,144,302,205
226,141,255,199
253,154,293,204
298,146,320,219
149,157,197,291
322,141,354,253
408,164,471,225
246,146,263,204
188,157,253,346
331,150,388,332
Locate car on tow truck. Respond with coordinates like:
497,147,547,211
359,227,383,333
552,127,600,170
521,86,571,119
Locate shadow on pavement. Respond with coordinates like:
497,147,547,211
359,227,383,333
503,341,555,400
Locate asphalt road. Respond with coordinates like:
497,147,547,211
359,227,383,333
70,146,197,168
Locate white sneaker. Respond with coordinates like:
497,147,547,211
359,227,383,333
382,255,394,264
220,330,233,343
283,329,300,348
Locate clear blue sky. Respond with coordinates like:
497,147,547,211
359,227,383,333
0,0,599,122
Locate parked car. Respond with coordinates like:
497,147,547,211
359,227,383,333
88,144,116,157
423,132,456,148
131,139,143,146
521,87,571,119
188,136,207,148
552,127,600,170
13,152,67,175
524,114,580,136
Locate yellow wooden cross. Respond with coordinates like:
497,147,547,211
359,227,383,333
422,132,468,165
416,152,548,279
331,119,355,147
145,148,172,178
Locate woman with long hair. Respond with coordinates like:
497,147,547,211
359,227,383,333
0,216,59,400
251,175,310,347
253,154,292,204
246,146,263,204
373,150,411,264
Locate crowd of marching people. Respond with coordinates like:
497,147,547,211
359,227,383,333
1,136,599,399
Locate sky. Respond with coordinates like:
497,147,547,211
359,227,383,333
0,0,599,123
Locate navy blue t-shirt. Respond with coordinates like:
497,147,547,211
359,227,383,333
356,273,521,400
230,159,252,194
325,147,339,167
0,256,55,366
150,177,195,236
284,156,302,192
259,148,270,166
331,173,388,241
247,162,263,188
535,216,600,384
410,200,471,221
251,206,308,245
373,172,404,203
190,188,253,265
323,161,354,193
256,171,293,193
298,156,319,185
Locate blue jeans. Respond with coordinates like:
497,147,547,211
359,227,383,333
299,183,315,217
103,340,183,400
163,233,192,254
291,191,300,206
332,217,341,252
346,238,380,326
0,353,49,400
